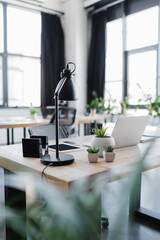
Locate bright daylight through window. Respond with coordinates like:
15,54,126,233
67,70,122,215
105,19,123,107
105,6,158,109
0,3,3,105
126,7,158,105
0,4,41,107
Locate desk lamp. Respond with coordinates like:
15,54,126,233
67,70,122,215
41,62,77,166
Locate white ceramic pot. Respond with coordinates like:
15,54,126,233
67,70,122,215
91,136,115,157
103,151,116,162
88,153,99,163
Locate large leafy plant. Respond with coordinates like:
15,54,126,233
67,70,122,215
85,91,107,113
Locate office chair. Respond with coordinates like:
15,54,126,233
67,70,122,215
50,107,77,136
28,124,68,140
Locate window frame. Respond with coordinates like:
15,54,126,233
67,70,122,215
105,1,160,108
0,2,41,108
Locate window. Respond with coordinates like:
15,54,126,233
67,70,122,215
0,3,3,105
8,56,40,106
7,6,41,57
126,6,158,105
126,7,158,50
0,4,4,53
0,4,41,107
105,19,123,105
105,3,159,108
0,57,3,105
127,50,157,104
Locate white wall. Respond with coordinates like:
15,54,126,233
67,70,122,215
62,0,88,114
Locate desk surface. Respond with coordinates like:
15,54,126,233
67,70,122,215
0,135,160,190
0,117,49,129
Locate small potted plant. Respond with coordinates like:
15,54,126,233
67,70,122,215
91,127,115,157
85,91,107,115
103,145,115,162
120,95,130,115
29,103,38,119
87,147,99,163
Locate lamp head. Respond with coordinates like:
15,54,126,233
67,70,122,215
58,62,77,101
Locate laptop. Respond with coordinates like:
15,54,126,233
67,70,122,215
112,115,150,148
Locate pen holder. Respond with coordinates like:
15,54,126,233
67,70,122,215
22,138,42,158
30,135,48,155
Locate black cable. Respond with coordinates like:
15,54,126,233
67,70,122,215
41,162,54,180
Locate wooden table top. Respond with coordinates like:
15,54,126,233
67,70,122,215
0,114,110,129
75,114,111,124
0,117,49,129
0,136,160,190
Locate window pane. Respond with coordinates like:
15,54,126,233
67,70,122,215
105,81,122,102
7,6,41,57
105,19,123,103
0,57,3,104
8,56,40,107
128,50,157,105
126,7,158,50
0,3,4,52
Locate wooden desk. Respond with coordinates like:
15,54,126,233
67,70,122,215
0,135,160,239
0,117,49,145
0,134,160,190
0,114,111,144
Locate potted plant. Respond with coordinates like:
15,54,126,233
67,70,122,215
29,102,38,118
85,91,107,115
105,90,117,114
103,145,115,162
120,95,130,115
91,127,115,157
87,147,99,163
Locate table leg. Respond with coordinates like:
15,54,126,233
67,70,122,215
7,129,10,145
0,168,5,240
4,169,27,240
84,123,91,135
78,124,80,136
23,128,26,138
129,172,160,227
11,128,14,144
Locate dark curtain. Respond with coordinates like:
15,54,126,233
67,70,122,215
41,13,65,112
87,11,107,103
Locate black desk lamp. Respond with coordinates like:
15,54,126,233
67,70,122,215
41,62,77,166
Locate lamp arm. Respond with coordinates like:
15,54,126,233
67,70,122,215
53,77,67,160
54,77,67,98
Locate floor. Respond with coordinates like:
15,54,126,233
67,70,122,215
101,167,160,240
0,167,160,240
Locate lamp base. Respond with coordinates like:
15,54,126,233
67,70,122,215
40,153,74,166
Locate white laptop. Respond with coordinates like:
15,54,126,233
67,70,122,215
112,115,150,148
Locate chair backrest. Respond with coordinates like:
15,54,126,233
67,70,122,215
50,107,77,127
28,124,68,140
